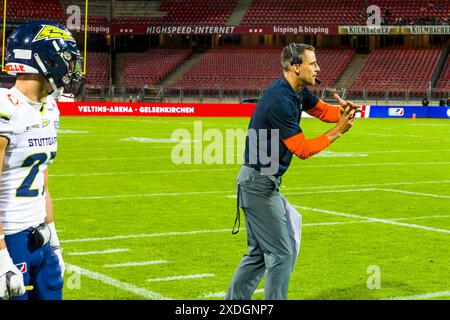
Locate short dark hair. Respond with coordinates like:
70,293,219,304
281,43,315,71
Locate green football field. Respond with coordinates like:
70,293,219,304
50,116,450,300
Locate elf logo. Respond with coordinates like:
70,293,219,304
5,64,25,73
388,108,404,116
15,262,27,273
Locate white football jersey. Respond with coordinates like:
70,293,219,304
0,87,59,235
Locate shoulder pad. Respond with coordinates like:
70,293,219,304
0,88,20,121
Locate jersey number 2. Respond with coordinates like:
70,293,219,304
16,152,56,197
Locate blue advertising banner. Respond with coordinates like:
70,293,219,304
368,106,450,118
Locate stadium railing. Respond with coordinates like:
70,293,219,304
79,84,448,104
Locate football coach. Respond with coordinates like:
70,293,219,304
225,43,360,300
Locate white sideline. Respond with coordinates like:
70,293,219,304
104,260,168,268
377,188,450,199
294,205,450,235
147,274,215,282
65,263,171,300
67,248,130,256
200,289,264,299
61,214,450,244
387,290,450,300
48,162,450,177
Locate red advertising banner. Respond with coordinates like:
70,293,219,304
58,102,370,118
104,25,338,35
234,25,338,35
58,102,257,117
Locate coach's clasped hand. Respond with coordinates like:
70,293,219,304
0,247,26,300
334,93,361,119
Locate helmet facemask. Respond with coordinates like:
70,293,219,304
33,40,85,99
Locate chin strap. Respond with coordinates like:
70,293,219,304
33,52,64,100
48,80,64,100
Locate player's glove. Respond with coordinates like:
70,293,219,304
48,223,65,278
0,247,26,300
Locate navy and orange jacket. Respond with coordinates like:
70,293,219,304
243,75,339,177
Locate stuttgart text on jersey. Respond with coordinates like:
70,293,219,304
28,137,57,147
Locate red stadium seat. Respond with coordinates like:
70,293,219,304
84,52,110,86
351,46,443,97
241,0,365,26
113,0,237,26
171,46,354,93
123,48,192,88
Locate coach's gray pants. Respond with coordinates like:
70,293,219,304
225,165,297,300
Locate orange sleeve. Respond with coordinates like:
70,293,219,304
283,132,330,160
306,100,340,123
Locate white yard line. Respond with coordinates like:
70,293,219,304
304,161,450,168
227,188,372,198
61,229,233,244
407,124,450,127
294,205,450,235
346,149,450,154
285,179,450,191
146,274,215,282
386,290,450,300
58,156,172,162
376,188,450,199
199,289,264,299
48,162,450,178
61,214,450,244
305,215,450,227
53,179,450,201
49,168,237,177
285,188,450,199
67,248,130,256
104,260,168,268
199,288,450,300
53,190,229,201
65,263,172,300
57,149,450,161
283,188,375,196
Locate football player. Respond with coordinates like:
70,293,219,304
0,21,84,300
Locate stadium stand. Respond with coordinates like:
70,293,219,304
123,48,192,89
0,0,447,102
84,52,110,86
0,0,108,26
240,0,365,26
367,0,450,25
1,0,447,27
171,46,354,95
4,0,66,23
349,46,444,98
113,0,237,26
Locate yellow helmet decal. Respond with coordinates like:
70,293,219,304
32,25,75,42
